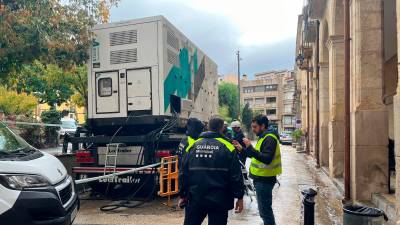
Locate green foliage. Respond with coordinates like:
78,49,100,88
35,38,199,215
241,103,253,130
0,86,37,115
292,129,303,142
70,65,88,109
16,115,44,149
218,83,239,120
9,61,74,108
40,109,61,146
0,0,119,78
218,105,232,123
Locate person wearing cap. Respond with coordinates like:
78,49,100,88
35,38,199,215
222,121,233,140
231,120,247,164
177,118,205,161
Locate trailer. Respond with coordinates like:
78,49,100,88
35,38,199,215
67,16,218,198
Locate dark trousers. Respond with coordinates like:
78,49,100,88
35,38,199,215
183,202,228,225
254,181,276,225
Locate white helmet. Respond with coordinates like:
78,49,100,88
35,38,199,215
231,121,241,128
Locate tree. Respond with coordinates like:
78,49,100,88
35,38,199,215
218,105,232,122
70,65,88,109
0,86,37,115
9,61,74,108
0,0,119,78
40,109,61,147
218,83,239,120
241,103,253,130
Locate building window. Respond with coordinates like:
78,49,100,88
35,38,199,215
244,98,253,106
283,115,295,125
266,97,276,103
285,91,294,100
266,109,276,115
255,85,265,92
284,104,292,113
243,87,254,93
253,110,264,115
255,98,264,105
265,84,278,91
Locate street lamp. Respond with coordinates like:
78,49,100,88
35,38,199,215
236,51,242,118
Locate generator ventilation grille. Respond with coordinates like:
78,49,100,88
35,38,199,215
110,49,137,64
167,49,179,67
110,30,138,46
167,30,179,50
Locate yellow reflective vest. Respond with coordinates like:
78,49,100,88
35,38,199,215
185,137,235,153
185,136,198,153
250,133,282,177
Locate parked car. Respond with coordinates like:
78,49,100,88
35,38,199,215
0,122,79,225
58,118,78,139
280,131,293,145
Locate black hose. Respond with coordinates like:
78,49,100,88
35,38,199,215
98,112,179,212
99,169,157,211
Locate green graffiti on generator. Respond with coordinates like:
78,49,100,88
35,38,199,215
164,47,198,111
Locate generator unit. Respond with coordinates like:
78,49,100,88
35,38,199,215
68,16,218,198
87,16,218,135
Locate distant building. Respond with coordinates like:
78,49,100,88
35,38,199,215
240,70,296,132
218,74,238,85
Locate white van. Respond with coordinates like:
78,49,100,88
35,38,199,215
0,123,79,225
58,118,78,139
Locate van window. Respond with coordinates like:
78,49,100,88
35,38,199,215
98,78,112,97
61,120,77,129
0,123,31,153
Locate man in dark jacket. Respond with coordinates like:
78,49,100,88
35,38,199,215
231,120,247,165
233,114,281,225
177,118,204,160
179,116,245,225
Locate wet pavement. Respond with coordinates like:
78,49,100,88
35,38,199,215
74,145,343,225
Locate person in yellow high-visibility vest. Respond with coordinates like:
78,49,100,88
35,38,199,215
233,114,281,225
177,118,204,165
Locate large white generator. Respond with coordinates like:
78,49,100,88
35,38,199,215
87,16,218,133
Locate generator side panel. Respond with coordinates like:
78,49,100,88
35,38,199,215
161,18,218,123
88,20,161,120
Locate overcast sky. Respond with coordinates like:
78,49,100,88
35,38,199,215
110,0,303,77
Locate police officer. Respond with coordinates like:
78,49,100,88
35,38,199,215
179,116,245,225
233,114,282,225
177,118,205,160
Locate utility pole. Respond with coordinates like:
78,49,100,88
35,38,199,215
236,51,241,119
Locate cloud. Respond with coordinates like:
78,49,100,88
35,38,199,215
110,1,301,77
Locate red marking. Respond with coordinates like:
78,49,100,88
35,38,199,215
155,150,171,158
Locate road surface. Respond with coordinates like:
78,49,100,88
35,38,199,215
73,145,343,225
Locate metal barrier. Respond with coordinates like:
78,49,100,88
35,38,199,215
158,156,179,206
75,162,161,184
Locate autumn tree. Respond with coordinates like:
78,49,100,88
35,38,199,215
70,65,88,109
0,86,38,115
0,0,119,79
8,61,74,108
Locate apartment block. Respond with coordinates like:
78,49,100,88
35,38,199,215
240,70,296,132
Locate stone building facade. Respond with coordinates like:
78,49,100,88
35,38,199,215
218,74,239,85
240,70,296,132
296,0,400,223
